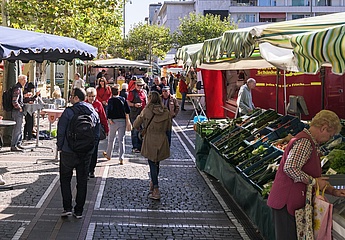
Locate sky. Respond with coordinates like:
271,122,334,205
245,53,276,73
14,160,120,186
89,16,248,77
125,0,158,35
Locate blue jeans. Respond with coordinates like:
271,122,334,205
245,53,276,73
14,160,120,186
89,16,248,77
181,92,187,110
106,119,126,160
60,151,91,214
11,110,24,147
148,160,160,188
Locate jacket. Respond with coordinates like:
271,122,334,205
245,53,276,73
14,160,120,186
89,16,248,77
267,130,321,215
86,99,109,134
133,104,171,162
162,95,179,118
57,101,100,153
237,84,254,115
96,86,111,104
178,80,188,93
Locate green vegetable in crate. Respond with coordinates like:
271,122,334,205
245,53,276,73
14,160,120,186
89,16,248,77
261,181,273,198
251,145,267,155
328,149,345,174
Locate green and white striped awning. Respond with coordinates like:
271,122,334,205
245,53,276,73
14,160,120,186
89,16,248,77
176,12,345,74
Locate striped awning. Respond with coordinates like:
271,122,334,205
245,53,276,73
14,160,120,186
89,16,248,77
175,12,345,74
291,24,345,74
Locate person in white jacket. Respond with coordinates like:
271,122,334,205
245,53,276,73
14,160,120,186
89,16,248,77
237,78,256,116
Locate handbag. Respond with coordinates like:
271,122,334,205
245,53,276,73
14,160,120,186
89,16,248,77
138,113,155,141
295,184,314,240
99,124,106,140
313,182,333,240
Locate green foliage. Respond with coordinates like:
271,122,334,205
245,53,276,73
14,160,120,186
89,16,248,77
328,149,345,174
119,22,172,61
173,12,237,48
5,0,123,55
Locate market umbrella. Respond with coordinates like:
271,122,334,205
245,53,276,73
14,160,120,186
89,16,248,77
0,26,97,62
87,58,150,68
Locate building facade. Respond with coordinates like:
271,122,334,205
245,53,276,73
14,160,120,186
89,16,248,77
153,0,345,30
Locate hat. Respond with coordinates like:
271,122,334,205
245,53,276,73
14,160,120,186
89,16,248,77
132,76,137,80
162,86,170,91
135,78,145,85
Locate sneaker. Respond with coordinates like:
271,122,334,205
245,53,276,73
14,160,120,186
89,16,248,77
134,149,141,153
61,210,72,217
73,212,82,219
119,159,123,165
89,172,95,178
181,108,186,111
103,151,110,160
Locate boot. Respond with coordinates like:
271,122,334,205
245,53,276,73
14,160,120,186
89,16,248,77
149,187,160,200
149,181,153,194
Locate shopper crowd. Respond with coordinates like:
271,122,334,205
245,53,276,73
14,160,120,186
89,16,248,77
2,69,200,218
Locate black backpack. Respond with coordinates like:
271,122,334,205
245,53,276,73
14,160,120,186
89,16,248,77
67,106,96,154
2,86,14,112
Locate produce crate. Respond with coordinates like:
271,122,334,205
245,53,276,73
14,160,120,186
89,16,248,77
209,126,240,146
217,129,252,154
236,146,275,173
225,141,266,166
241,109,278,130
243,151,282,179
206,123,237,142
266,115,297,131
211,127,251,152
320,135,345,155
246,127,272,144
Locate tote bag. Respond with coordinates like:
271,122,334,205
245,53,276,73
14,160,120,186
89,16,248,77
313,183,333,240
295,184,314,240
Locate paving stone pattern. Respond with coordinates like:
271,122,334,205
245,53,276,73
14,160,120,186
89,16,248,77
0,103,252,240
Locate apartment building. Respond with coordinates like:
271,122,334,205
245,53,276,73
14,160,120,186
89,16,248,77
153,0,345,30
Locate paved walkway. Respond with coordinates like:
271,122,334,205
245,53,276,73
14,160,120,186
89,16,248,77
0,104,263,240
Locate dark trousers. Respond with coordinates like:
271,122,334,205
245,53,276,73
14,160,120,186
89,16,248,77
272,206,297,240
89,139,100,174
130,118,142,150
59,151,91,214
24,114,34,139
148,160,160,188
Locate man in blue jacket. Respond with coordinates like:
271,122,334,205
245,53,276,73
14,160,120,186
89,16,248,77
57,87,100,219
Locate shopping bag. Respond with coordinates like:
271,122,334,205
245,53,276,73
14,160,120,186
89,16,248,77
313,183,333,240
295,184,314,240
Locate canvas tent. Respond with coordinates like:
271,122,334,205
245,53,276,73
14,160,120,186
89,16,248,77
0,26,97,62
176,12,345,75
87,58,150,68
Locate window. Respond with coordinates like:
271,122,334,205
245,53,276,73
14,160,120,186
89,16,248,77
238,14,256,22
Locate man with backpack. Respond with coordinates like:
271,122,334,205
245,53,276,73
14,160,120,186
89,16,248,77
57,87,100,219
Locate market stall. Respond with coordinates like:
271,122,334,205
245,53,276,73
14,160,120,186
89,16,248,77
195,109,345,240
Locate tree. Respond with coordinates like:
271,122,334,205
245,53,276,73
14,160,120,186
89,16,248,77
173,13,237,48
4,0,124,55
121,22,173,62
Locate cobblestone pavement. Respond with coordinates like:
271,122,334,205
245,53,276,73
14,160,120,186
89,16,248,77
0,103,258,240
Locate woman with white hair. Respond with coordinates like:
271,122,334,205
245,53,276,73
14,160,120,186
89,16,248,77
85,87,109,178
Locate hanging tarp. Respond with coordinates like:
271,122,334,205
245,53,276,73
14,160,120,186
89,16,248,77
290,24,345,74
87,58,150,68
0,26,97,63
176,12,345,74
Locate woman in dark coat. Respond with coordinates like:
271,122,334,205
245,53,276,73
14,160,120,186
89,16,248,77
133,91,171,200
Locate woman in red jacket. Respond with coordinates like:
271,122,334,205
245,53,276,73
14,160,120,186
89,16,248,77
178,75,188,111
86,87,109,178
96,77,111,112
